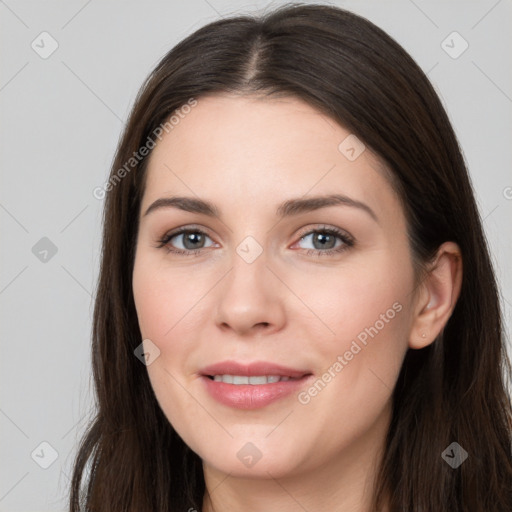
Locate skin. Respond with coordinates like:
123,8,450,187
132,94,462,512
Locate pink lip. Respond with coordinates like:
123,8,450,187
200,360,310,379
199,360,313,410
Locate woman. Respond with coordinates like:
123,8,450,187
69,3,512,511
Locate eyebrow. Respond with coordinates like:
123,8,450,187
143,194,378,223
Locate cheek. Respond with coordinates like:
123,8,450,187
285,250,413,347
132,258,206,439
289,251,413,409
132,254,211,340
292,290,409,462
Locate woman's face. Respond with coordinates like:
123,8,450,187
132,94,418,480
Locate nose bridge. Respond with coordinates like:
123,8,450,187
225,235,270,299
214,234,285,334
234,234,266,267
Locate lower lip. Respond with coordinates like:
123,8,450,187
201,375,312,409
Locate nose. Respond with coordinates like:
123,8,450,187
214,248,287,337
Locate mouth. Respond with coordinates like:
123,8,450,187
205,374,301,384
199,360,313,409
200,360,311,379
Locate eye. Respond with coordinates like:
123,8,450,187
293,226,354,256
155,225,354,257
156,227,217,256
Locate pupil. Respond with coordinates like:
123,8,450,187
184,232,203,249
314,233,335,250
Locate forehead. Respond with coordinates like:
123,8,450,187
142,93,402,224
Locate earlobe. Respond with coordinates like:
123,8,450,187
409,241,463,350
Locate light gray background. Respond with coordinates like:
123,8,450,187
1,1,511,510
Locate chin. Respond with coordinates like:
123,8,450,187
203,455,302,480
193,436,308,479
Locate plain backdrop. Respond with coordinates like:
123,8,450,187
1,1,511,510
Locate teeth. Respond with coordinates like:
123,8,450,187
249,376,267,385
211,375,294,385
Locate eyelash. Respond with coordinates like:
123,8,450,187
155,225,355,257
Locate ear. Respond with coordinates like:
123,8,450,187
409,241,463,349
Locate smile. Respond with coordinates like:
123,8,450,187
199,361,313,409
208,375,297,384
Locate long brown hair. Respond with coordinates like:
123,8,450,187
69,3,512,510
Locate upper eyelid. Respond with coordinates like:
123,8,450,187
164,224,214,238
296,224,351,238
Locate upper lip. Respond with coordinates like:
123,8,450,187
200,360,312,379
